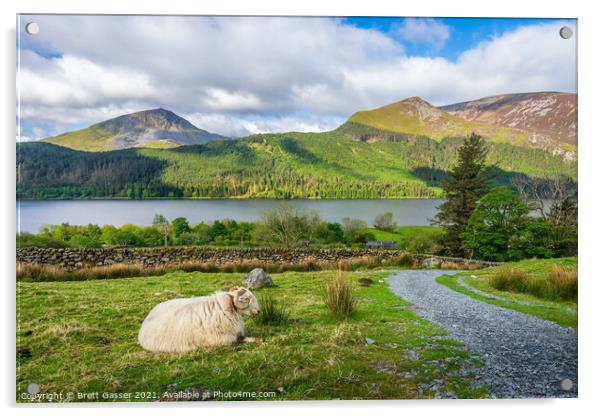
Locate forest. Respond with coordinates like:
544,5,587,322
16,127,576,200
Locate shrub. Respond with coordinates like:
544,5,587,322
68,235,102,248
323,270,357,319
373,212,397,232
256,292,289,326
406,233,437,254
16,233,69,249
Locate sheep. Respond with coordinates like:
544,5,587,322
138,287,261,353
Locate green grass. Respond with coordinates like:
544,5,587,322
17,270,487,402
367,226,440,242
436,258,577,327
43,124,117,151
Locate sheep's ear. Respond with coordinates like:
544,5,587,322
228,287,239,293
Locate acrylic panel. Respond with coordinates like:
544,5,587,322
16,15,578,402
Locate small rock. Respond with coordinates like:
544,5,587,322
358,277,374,287
241,268,274,289
365,337,376,345
17,348,31,358
399,370,417,379
369,361,396,374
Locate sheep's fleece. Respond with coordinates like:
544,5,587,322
138,287,260,353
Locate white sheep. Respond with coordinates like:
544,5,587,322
138,287,261,353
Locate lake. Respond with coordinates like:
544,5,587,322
17,199,444,233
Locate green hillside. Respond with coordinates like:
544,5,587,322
347,97,529,147
17,127,576,200
43,123,118,152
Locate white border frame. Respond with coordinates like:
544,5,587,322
3,1,601,415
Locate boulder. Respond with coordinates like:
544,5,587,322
241,268,274,289
422,257,442,268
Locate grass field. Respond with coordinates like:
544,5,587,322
17,269,486,402
437,258,577,327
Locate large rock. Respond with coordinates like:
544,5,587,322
241,268,273,289
422,257,442,268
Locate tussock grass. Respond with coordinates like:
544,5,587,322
488,265,577,302
323,270,357,319
17,253,417,282
256,292,289,326
488,266,529,292
545,267,578,302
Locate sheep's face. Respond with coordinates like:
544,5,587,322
229,287,260,317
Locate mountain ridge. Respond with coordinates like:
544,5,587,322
440,92,576,160
344,96,526,145
38,92,577,161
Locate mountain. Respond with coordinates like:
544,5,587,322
341,94,577,161
42,108,223,151
19,93,577,200
342,96,528,145
440,92,577,159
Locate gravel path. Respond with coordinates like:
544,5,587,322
387,270,578,398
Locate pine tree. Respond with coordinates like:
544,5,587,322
432,133,491,257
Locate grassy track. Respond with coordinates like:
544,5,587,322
17,269,486,402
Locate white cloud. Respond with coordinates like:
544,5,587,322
16,135,36,143
19,52,155,106
202,89,264,112
184,112,344,137
392,18,450,49
17,16,576,138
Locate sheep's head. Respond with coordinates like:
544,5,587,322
228,287,260,317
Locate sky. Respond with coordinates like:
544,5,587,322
17,15,577,140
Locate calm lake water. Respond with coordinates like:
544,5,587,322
17,199,444,233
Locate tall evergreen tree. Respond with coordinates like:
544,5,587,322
433,133,490,256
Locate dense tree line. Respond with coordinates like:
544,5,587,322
17,128,575,199
17,209,382,249
433,135,577,261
